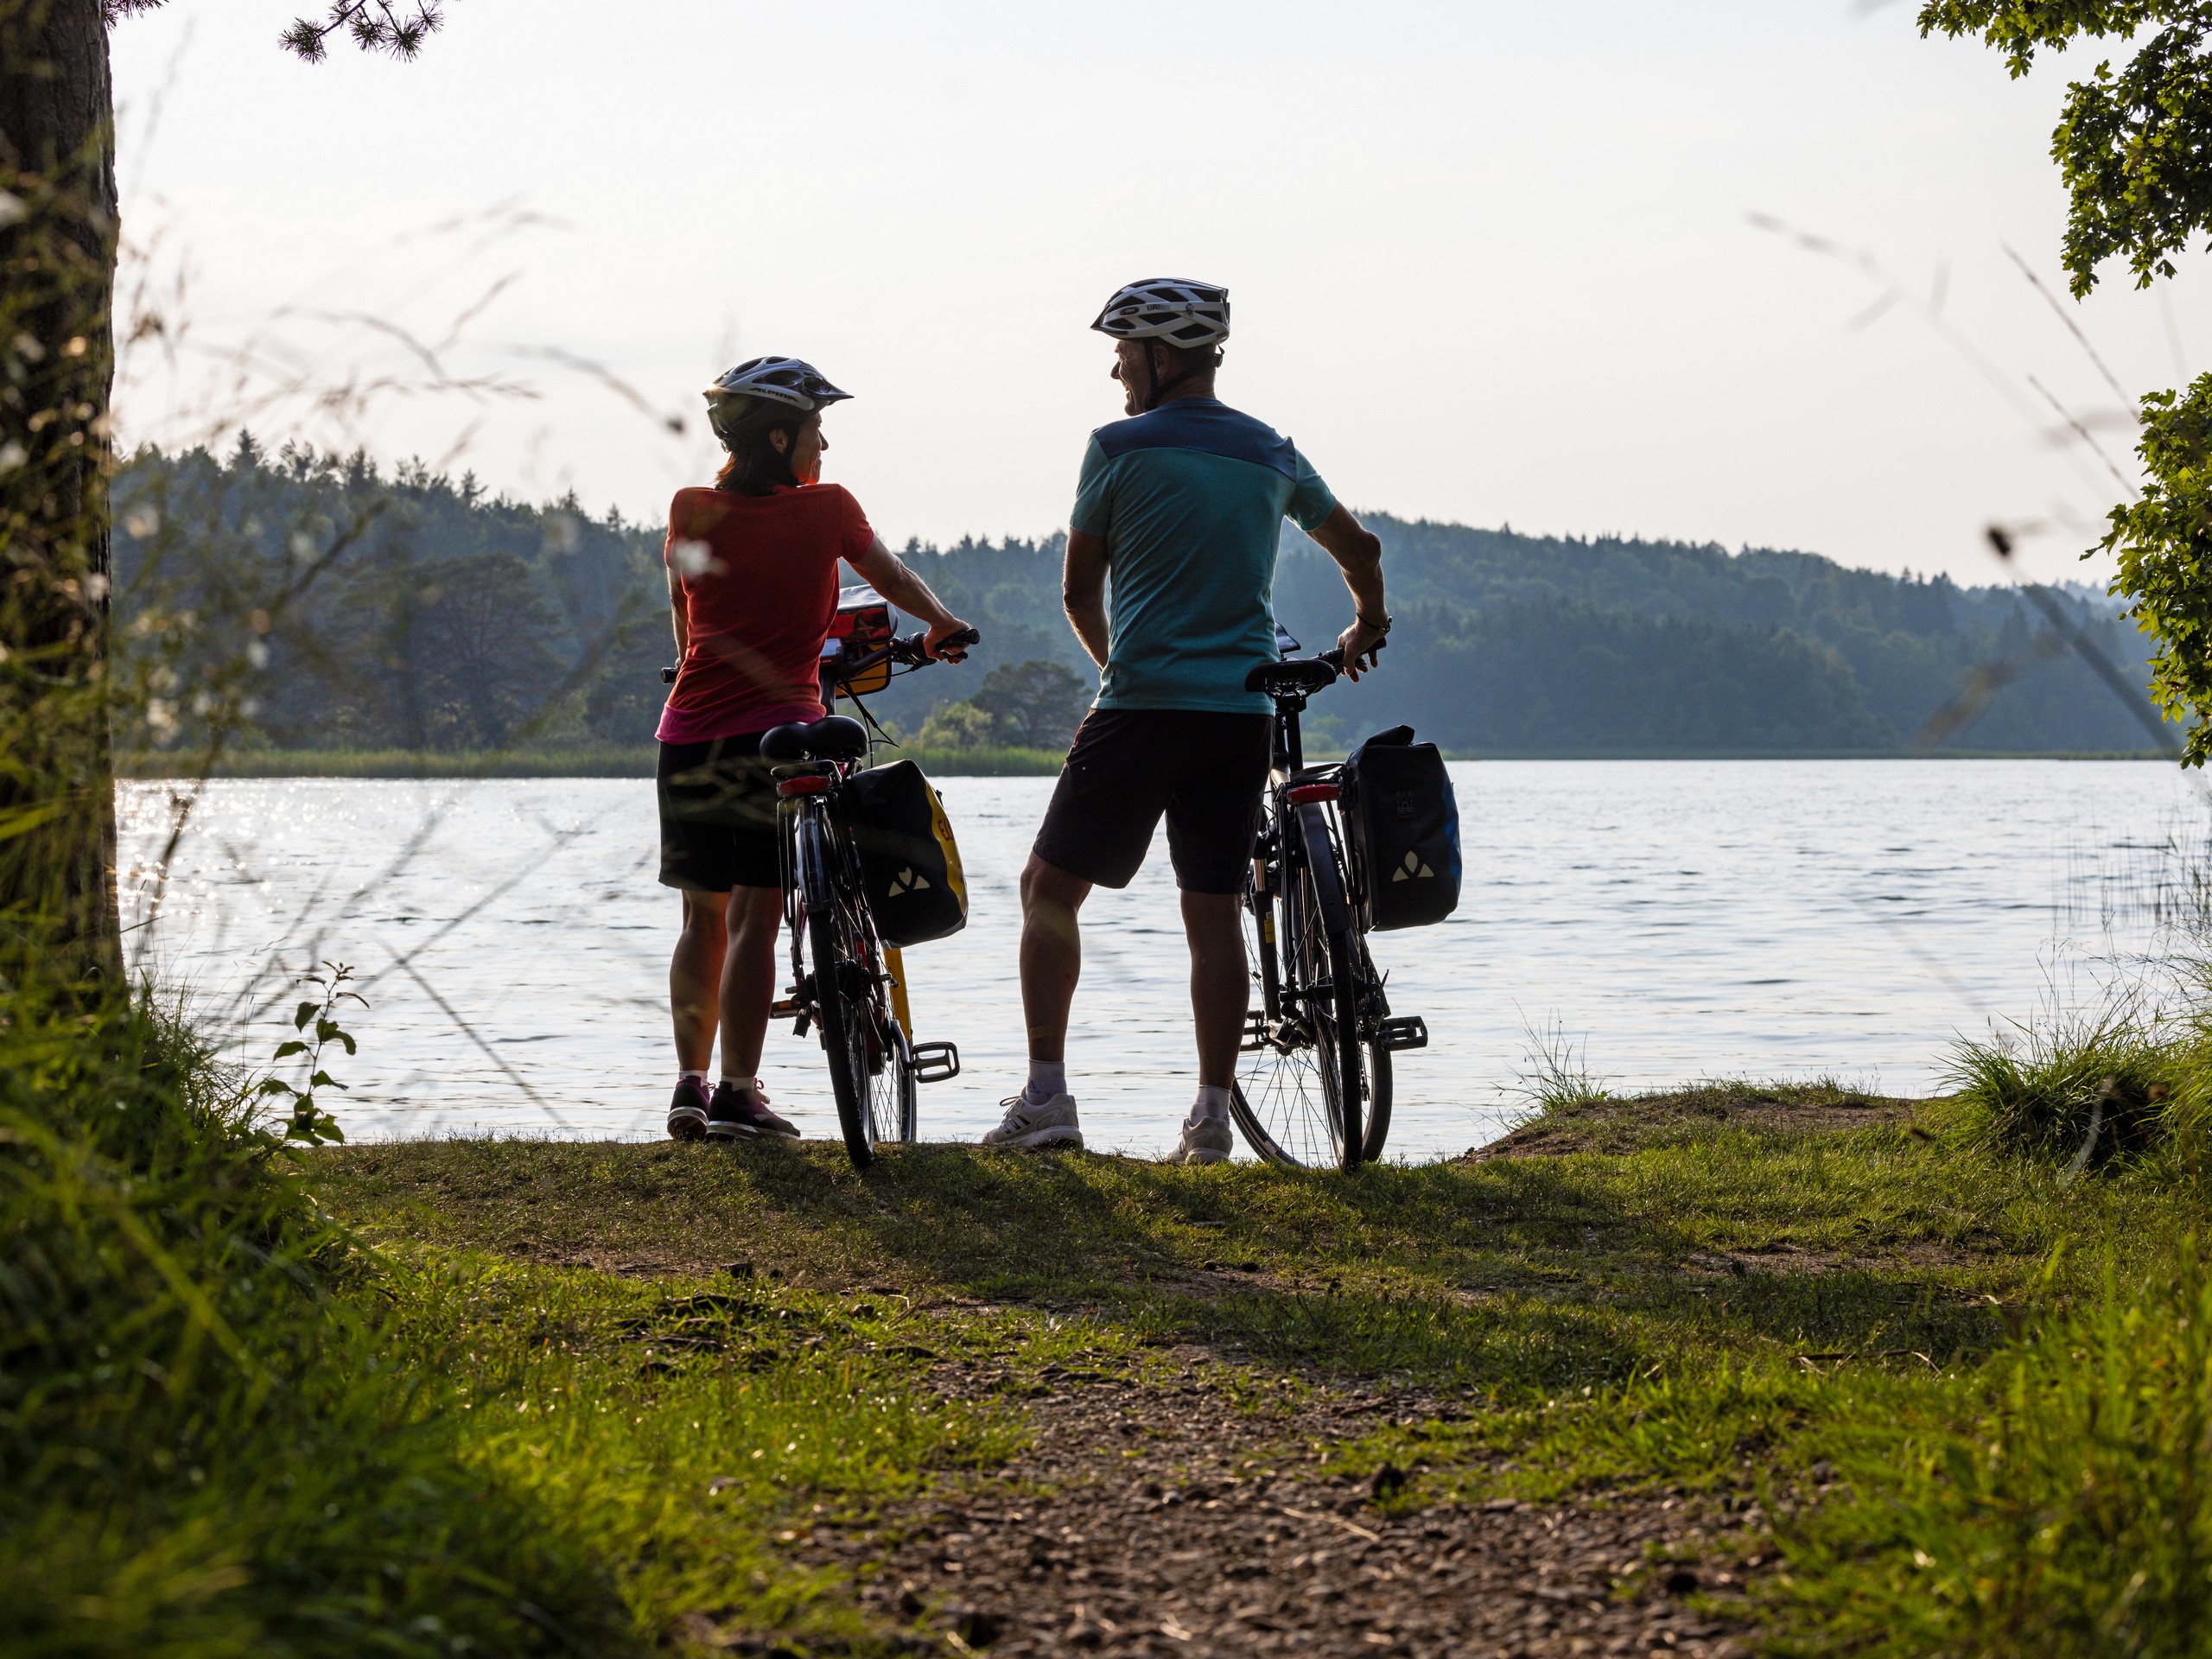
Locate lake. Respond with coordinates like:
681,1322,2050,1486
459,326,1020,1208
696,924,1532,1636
118,760,2205,1161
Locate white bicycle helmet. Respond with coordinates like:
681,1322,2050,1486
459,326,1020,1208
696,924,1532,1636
1090,278,1230,349
702,356,853,415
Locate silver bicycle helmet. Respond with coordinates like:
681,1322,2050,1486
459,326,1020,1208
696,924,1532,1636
1090,278,1230,348
702,355,853,415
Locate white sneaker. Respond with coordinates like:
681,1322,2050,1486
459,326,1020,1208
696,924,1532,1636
982,1093,1084,1150
1173,1116,1235,1165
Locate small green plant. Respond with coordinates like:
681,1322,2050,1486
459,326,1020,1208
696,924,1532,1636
257,961,363,1144
1943,998,2174,1168
1511,1014,1610,1113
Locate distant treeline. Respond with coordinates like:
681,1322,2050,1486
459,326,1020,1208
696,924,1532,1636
112,438,2167,760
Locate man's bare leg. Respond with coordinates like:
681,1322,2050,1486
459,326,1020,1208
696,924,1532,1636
1181,890,1247,1089
1019,855,1091,1065
988,855,1093,1148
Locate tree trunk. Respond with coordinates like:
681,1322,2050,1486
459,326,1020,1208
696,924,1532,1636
0,0,124,990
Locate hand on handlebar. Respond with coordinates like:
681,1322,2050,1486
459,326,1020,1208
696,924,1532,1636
1335,614,1390,682
923,618,979,663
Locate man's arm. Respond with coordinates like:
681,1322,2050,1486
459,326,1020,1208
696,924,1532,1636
1307,503,1389,683
1063,531,1111,668
849,537,974,658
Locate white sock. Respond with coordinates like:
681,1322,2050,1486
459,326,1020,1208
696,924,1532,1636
1192,1084,1231,1123
681,1070,709,1084
717,1073,757,1096
1025,1059,1067,1103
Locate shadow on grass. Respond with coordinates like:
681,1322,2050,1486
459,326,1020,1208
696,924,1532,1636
316,1119,2017,1397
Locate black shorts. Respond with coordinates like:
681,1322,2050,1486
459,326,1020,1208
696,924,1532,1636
658,734,782,892
1033,709,1271,894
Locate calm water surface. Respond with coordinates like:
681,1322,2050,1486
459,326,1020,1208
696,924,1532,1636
118,760,2202,1160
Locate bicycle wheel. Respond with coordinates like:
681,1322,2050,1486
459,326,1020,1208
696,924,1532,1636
871,1020,918,1147
798,814,881,1170
1231,848,1387,1171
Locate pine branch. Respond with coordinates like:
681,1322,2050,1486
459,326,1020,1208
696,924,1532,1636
278,2,444,62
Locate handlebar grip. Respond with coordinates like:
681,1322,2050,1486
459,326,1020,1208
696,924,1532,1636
893,626,982,664
1319,648,1345,671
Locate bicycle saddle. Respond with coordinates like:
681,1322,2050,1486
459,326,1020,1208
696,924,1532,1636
1244,657,1339,696
760,715,869,761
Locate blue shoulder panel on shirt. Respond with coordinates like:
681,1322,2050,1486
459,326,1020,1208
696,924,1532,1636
1089,399,1300,480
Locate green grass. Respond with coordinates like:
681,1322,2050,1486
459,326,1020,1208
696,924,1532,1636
28,1028,2212,1655
306,1081,2212,1655
1944,995,2181,1166
117,744,1065,779
1770,1247,2212,1656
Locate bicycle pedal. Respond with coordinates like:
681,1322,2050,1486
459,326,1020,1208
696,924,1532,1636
1378,1014,1428,1052
770,998,801,1019
1239,1011,1268,1052
911,1041,961,1084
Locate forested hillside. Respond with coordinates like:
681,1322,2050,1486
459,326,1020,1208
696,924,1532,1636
112,440,2165,758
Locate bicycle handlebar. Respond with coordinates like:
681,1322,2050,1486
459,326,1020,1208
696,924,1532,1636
660,626,982,688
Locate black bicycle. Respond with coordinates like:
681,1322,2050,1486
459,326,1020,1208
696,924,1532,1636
753,618,977,1169
1231,633,1428,1172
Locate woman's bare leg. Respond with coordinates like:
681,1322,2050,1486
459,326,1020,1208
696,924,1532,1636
717,885,785,1083
671,888,728,1071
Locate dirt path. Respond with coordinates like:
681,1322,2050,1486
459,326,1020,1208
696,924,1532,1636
784,1347,1767,1658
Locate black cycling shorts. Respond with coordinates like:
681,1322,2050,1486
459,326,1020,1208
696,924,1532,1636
658,734,781,893
1032,708,1271,894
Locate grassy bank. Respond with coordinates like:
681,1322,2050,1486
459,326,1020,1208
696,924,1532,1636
118,745,1066,779
280,1080,2212,1656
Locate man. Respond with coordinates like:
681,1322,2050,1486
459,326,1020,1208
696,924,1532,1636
982,278,1390,1163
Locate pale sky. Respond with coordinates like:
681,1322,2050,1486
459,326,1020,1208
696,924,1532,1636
108,0,2210,585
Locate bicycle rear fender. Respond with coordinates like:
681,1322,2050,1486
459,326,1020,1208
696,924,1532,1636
794,807,839,912
1294,801,1353,933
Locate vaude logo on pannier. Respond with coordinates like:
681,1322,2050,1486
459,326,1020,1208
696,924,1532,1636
1392,849,1434,881
887,867,932,895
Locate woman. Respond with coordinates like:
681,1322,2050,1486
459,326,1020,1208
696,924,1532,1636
658,356,971,1143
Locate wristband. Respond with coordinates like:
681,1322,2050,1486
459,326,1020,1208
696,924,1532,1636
1357,611,1392,634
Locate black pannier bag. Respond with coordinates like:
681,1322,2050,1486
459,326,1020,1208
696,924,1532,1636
1340,725,1461,931
841,760,969,947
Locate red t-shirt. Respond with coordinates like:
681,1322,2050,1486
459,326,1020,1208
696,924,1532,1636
656,482,876,744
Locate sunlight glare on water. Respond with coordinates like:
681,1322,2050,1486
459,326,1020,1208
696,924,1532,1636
118,760,2204,1160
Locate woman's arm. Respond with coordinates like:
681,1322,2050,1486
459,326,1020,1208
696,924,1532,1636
667,567,690,658
850,537,974,659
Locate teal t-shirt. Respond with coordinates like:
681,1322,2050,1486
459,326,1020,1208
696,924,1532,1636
1069,397,1337,714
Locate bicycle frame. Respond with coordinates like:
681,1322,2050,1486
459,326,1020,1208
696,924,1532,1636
1246,684,1361,1060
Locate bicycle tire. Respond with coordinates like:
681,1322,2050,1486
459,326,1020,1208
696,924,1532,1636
1353,931,1395,1163
1231,849,1388,1171
799,814,876,1171
1311,886,1363,1173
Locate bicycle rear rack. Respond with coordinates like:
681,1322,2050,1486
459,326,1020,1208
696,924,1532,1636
911,1041,961,1084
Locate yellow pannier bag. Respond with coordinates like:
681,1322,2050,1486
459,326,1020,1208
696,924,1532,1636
842,760,968,946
